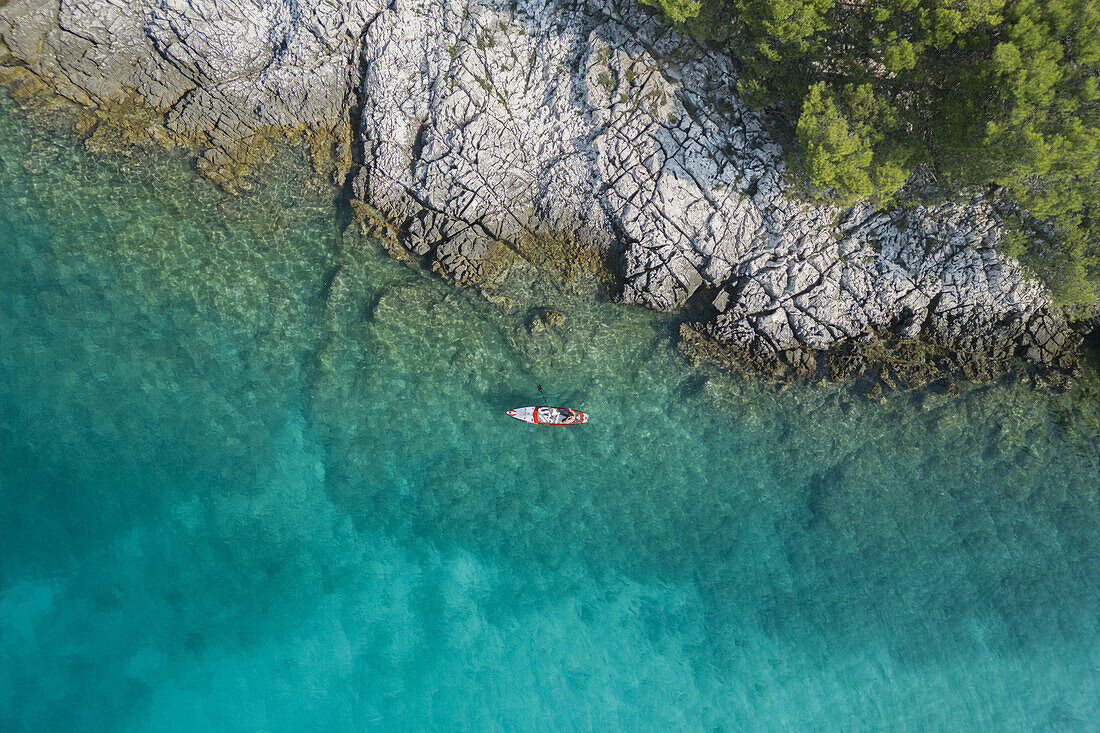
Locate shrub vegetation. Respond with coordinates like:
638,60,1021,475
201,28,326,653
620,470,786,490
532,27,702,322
642,0,1100,311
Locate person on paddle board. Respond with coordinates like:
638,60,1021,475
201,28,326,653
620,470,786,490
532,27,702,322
507,384,588,424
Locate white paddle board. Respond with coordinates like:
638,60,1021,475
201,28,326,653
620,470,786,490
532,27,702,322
507,406,589,425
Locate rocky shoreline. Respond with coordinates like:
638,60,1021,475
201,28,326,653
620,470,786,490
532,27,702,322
2,0,1090,391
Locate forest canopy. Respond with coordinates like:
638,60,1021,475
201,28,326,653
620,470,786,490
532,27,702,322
643,0,1100,311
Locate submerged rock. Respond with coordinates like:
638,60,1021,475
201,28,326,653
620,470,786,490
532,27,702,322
528,308,566,334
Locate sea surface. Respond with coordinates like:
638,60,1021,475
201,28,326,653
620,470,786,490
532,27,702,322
2,93,1099,732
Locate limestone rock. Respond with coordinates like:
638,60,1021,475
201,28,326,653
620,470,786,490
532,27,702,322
1,0,374,167
3,0,1084,383
351,0,1079,382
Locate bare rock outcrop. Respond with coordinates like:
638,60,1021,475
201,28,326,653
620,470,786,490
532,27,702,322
1,0,373,185
353,0,1081,385
1,0,1085,385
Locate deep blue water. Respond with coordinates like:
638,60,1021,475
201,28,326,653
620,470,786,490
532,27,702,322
3,94,1099,731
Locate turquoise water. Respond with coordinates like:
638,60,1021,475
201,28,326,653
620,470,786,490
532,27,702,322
2,95,1099,731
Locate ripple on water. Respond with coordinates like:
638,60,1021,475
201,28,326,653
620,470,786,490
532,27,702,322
2,90,1099,731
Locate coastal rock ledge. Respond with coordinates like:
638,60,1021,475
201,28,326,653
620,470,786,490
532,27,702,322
1,0,1086,388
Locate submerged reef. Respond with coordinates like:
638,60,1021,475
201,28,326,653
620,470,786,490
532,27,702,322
1,0,1090,390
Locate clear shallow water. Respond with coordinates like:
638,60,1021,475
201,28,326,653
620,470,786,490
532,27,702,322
2,95,1099,731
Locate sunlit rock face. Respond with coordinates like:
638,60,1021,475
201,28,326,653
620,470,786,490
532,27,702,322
0,0,374,181
0,0,1081,379
353,0,1077,377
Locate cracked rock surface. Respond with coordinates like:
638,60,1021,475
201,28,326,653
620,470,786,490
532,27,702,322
2,0,1084,384
1,0,373,183
355,0,1081,382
